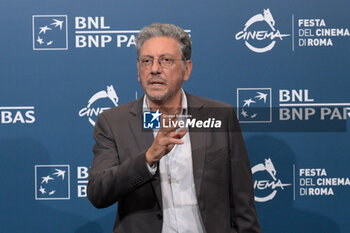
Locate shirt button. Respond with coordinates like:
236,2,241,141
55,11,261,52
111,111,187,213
157,213,163,220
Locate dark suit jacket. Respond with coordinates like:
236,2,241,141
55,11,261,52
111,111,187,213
87,93,261,233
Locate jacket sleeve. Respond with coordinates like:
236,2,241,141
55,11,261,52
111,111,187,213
228,108,262,233
87,112,155,208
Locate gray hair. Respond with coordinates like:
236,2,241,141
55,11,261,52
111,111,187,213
135,23,192,60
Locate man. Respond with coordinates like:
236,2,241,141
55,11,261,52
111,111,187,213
87,23,261,233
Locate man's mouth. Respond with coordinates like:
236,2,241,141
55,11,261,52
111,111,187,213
148,79,167,86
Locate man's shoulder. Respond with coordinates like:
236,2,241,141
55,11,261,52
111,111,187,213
186,93,233,108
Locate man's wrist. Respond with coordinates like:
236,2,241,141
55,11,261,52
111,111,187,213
145,150,155,166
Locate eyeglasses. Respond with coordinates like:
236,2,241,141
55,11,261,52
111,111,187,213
138,55,185,68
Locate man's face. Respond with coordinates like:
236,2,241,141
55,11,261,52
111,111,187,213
137,36,192,103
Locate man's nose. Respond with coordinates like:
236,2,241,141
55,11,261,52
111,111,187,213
150,58,162,74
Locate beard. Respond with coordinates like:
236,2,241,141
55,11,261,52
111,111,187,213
144,76,169,101
145,77,180,103
146,90,169,101
145,85,172,103
141,74,184,104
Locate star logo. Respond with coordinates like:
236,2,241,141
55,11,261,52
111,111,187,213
150,110,161,122
32,15,68,50
255,92,268,103
36,36,44,45
39,25,52,34
35,165,70,200
143,111,162,129
241,109,248,118
49,190,56,196
243,98,256,107
51,19,64,30
39,186,46,194
41,175,54,184
53,169,66,180
237,88,272,123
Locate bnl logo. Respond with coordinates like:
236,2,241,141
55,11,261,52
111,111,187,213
32,15,68,50
35,165,70,200
143,110,161,129
237,88,272,123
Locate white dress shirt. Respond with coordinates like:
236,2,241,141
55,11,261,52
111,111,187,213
143,90,205,233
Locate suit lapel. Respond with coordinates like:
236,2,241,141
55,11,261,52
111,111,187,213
187,94,207,198
128,98,163,209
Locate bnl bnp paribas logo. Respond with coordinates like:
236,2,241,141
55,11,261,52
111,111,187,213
235,9,290,53
252,158,291,202
35,165,70,200
32,15,192,49
143,110,161,129
32,15,68,50
237,88,272,123
79,85,119,126
237,88,350,123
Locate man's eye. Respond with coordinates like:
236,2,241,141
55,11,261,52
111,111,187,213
142,59,151,63
162,58,171,62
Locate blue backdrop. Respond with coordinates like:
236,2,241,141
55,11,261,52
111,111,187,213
1,0,349,232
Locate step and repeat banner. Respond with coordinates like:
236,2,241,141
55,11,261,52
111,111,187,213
1,0,349,232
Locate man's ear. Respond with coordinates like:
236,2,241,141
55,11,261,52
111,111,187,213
183,60,192,82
